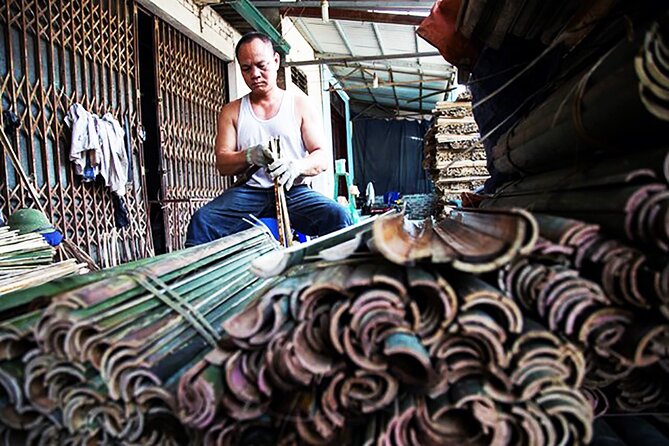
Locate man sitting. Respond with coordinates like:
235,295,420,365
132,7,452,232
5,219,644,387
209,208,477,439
186,32,352,246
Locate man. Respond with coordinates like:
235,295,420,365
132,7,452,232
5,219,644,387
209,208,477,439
186,32,352,246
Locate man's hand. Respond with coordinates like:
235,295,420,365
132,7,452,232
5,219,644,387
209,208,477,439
268,158,304,191
244,143,274,167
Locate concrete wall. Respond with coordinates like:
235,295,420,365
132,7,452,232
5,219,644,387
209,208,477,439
228,62,251,101
136,0,239,62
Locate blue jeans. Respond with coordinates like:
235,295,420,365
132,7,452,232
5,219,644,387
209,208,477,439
185,184,353,246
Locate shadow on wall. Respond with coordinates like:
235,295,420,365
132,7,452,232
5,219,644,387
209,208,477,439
353,118,434,196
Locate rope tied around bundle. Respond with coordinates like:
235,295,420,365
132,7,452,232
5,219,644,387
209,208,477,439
121,268,221,347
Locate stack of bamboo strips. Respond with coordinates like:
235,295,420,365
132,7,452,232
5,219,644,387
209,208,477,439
0,227,278,444
0,226,85,295
171,210,669,445
178,263,592,445
423,94,489,216
499,213,669,414
1,207,667,443
170,210,669,445
488,16,669,177
461,13,669,441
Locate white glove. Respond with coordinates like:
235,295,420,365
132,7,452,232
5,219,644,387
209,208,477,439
268,158,303,191
244,142,274,167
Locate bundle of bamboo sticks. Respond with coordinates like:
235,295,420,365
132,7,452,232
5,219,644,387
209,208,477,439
1,207,668,443
0,227,278,444
172,210,669,444
423,94,489,217
178,263,592,445
455,0,584,49
0,226,85,295
489,17,669,178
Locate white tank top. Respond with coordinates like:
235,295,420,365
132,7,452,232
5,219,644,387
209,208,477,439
236,90,308,188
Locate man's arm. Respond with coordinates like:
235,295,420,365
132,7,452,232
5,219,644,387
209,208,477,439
267,93,331,190
295,94,328,177
214,101,248,176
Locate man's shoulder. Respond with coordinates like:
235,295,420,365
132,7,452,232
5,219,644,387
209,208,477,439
291,90,313,114
220,99,243,121
224,98,243,110
291,89,309,103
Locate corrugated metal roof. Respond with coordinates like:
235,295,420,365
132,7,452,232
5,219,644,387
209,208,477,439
209,1,453,117
289,16,454,116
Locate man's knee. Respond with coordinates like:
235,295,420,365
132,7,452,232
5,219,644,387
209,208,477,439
336,204,354,226
185,207,210,247
323,203,353,233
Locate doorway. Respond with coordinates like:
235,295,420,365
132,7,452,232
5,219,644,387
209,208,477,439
330,90,349,199
137,9,165,254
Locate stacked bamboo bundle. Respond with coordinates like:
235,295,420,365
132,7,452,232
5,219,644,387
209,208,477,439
0,206,667,443
169,208,664,445
498,213,669,414
466,12,669,437
0,227,278,444
0,226,85,295
178,263,591,445
423,94,489,216
488,18,669,177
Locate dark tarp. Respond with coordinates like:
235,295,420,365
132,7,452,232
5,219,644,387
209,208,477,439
353,118,433,196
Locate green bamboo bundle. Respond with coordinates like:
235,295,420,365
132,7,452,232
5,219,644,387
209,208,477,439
0,227,54,268
0,225,88,298
0,227,280,444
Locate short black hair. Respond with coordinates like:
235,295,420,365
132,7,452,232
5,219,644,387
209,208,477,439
235,32,275,59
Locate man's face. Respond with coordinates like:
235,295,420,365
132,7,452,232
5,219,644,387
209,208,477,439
238,39,279,94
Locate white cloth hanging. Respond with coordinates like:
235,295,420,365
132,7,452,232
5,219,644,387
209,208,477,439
64,104,129,196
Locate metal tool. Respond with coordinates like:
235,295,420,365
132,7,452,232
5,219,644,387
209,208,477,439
270,137,292,247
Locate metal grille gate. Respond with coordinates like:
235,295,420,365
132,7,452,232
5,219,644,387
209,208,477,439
0,0,154,267
154,19,230,252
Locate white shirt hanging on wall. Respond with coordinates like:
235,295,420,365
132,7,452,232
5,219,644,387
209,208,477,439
65,103,129,196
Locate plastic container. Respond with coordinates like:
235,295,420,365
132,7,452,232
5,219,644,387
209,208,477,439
335,159,347,175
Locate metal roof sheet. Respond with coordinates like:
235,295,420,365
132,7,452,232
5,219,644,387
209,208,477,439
210,1,453,117
290,16,454,116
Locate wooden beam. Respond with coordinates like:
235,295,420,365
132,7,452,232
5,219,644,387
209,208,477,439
328,61,451,78
280,7,425,26
338,77,450,92
282,50,440,67
245,1,434,10
405,88,451,103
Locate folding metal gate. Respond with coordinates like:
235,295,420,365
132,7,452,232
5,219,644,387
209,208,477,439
0,0,154,266
153,18,230,252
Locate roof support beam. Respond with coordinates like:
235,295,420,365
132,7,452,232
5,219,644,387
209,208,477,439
405,88,454,103
322,57,450,73
246,1,434,9
332,20,380,106
348,90,428,101
280,7,424,25
333,76,451,92
371,23,399,112
414,26,424,112
328,61,451,78
282,50,441,67
342,81,450,93
211,0,290,54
